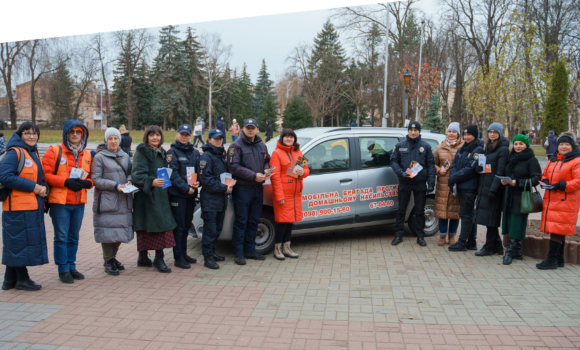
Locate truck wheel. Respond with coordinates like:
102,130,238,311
407,198,439,237
255,210,276,255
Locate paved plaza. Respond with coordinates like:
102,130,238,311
1,201,580,349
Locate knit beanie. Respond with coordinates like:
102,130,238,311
447,122,460,135
105,127,121,142
408,121,421,132
557,131,576,148
487,122,502,135
548,130,554,136
512,134,530,147
463,124,478,139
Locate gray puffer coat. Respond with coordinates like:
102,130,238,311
90,144,134,243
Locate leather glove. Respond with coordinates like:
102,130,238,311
550,182,561,191
401,172,410,178
427,183,434,192
77,179,92,189
64,178,84,192
475,165,484,173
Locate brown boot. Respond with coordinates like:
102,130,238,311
438,235,446,246
448,234,456,245
274,243,285,261
282,242,299,259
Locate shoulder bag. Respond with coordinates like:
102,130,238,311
521,178,543,213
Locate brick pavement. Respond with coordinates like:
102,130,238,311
1,208,580,349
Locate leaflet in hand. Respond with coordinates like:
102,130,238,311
478,154,491,173
286,160,299,178
220,172,232,185
495,175,513,182
121,184,139,194
405,162,423,178
443,159,451,170
70,168,89,180
186,167,197,186
540,183,554,189
224,177,236,187
296,156,308,168
156,168,172,188
264,167,275,178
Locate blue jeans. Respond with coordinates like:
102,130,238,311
50,204,85,273
439,219,459,236
232,136,238,142
232,186,263,255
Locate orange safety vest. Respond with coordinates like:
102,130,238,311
3,148,39,212
47,144,92,205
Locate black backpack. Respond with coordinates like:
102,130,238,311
0,147,26,201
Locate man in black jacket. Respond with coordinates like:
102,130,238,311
227,118,271,265
265,120,273,142
199,129,232,269
391,121,436,246
448,124,485,252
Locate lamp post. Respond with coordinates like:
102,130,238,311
415,20,425,121
98,84,103,130
403,69,412,123
382,6,390,127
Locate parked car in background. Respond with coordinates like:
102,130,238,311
191,127,446,254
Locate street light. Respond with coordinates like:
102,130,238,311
403,69,412,122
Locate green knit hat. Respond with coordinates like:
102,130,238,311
512,134,530,147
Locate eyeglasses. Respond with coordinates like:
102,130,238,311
68,129,82,135
23,132,39,138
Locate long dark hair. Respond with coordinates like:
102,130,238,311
278,128,299,150
16,122,40,140
143,125,164,146
485,137,498,154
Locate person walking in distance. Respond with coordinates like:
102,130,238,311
390,121,436,246
217,116,226,146
193,118,205,148
229,119,240,142
227,118,270,265
199,129,232,269
119,125,132,157
448,125,485,252
433,122,464,246
544,130,557,158
265,120,273,142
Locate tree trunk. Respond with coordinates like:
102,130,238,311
356,104,360,126
30,77,37,124
208,83,213,129
126,71,134,130
8,90,17,130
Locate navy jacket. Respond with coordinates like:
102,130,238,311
165,141,200,199
391,135,435,186
199,142,228,212
449,139,485,192
545,134,558,155
265,121,273,137
227,131,271,187
217,119,226,136
0,132,48,267
120,133,132,154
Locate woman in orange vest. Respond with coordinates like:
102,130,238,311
42,120,93,284
0,122,49,291
269,128,310,260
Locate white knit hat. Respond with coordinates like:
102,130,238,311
447,122,461,135
105,127,121,142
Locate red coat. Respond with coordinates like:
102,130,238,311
270,142,310,223
540,150,580,236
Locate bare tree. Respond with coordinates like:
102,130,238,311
70,47,100,120
0,41,28,129
199,31,231,129
87,33,113,125
274,70,300,116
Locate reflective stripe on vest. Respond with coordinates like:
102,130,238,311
48,144,92,205
2,149,39,212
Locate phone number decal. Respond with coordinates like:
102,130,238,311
304,206,350,218
369,200,394,209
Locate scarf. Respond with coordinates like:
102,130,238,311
446,138,457,147
69,143,81,158
557,153,565,160
148,144,162,153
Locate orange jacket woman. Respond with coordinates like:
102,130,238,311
537,131,580,270
269,129,310,260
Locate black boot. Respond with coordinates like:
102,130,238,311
153,250,171,273
137,250,153,267
475,229,498,256
204,255,219,269
416,237,426,246
2,266,16,290
114,259,125,270
503,239,516,265
558,241,566,268
184,255,197,264
391,235,403,246
536,240,560,270
15,267,42,291
212,251,225,262
174,257,191,269
449,241,467,252
104,259,120,276
512,239,523,260
493,235,504,255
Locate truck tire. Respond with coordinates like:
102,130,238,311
407,197,439,237
255,210,276,255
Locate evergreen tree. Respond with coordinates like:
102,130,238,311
257,92,277,130
181,27,206,127
48,61,75,127
283,96,311,130
422,93,446,133
253,59,276,118
542,60,569,138
308,20,346,69
233,63,254,121
152,25,189,130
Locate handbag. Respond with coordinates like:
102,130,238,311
521,178,543,213
543,138,549,149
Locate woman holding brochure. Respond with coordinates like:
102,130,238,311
90,128,134,276
269,128,310,260
500,134,541,265
165,124,201,269
131,126,177,273
474,123,509,257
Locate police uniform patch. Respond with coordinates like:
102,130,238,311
166,154,173,162
200,160,207,169
473,153,479,160
178,157,188,161
419,147,424,152
399,148,408,151
229,148,234,156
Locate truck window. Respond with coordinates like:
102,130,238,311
304,138,350,175
359,137,398,169
423,138,439,149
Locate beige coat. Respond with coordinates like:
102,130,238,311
433,138,464,220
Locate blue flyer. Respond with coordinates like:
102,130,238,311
157,168,172,188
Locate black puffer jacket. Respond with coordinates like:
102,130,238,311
165,141,200,199
199,143,228,212
502,147,542,215
391,135,435,186
120,133,132,155
449,139,485,192
475,137,510,227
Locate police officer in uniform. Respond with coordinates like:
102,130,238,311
166,124,200,269
448,124,485,252
391,121,436,246
227,118,271,265
199,129,232,269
